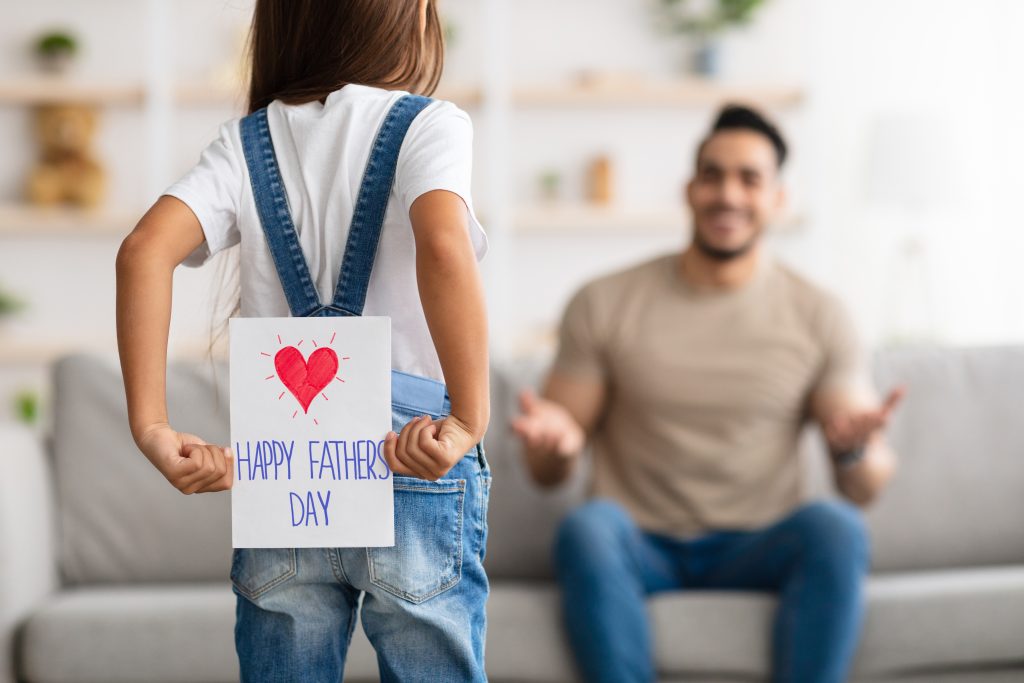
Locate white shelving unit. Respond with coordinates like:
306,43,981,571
0,79,146,106
0,338,223,367
512,203,804,235
512,81,804,108
514,203,686,233
0,0,805,367
0,6,805,239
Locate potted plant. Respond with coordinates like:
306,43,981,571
34,30,79,74
655,0,766,78
13,389,41,426
538,169,563,204
443,18,459,48
0,286,25,320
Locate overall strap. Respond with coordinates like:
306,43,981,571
330,94,433,316
240,107,322,317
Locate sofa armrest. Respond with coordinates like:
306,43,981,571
0,423,58,683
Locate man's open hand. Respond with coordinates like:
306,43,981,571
511,389,585,459
824,387,906,455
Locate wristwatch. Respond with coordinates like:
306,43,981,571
832,444,867,470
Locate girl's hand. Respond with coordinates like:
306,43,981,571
383,414,477,481
135,423,234,494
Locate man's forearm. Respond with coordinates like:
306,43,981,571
525,443,579,489
835,437,896,506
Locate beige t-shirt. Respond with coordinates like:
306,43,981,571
553,253,873,537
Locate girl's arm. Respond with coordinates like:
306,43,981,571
383,190,489,480
116,195,233,494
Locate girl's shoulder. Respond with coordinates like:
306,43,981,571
404,96,474,146
328,84,475,136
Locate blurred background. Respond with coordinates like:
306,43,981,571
0,0,1022,427
4,3,1024,683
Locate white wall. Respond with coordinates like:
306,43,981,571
805,0,1024,346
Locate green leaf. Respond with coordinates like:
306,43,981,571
654,0,767,36
0,288,25,316
14,389,40,425
36,31,77,56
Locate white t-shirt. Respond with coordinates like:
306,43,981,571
165,84,487,382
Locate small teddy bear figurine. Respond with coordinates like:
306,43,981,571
26,104,106,208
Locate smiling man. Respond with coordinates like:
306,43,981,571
512,105,904,683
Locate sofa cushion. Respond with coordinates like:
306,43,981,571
51,355,232,584
20,568,1024,682
495,568,1024,680
852,565,1024,676
19,585,240,683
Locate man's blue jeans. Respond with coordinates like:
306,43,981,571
554,499,870,683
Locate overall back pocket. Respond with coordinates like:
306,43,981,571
231,547,298,602
367,476,465,604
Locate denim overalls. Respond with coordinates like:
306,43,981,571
229,95,491,683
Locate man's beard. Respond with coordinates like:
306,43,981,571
692,221,761,262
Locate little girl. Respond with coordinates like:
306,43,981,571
115,1,491,680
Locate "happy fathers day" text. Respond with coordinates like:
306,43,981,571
234,439,391,528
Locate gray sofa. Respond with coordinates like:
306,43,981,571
2,347,1023,682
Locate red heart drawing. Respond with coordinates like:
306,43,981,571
274,346,339,413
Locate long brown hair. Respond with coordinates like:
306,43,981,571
206,1,445,368
246,0,445,113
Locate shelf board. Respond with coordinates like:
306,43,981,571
0,340,110,365
436,84,484,107
0,203,137,237
175,82,245,107
0,78,246,108
0,78,146,106
513,80,804,108
0,337,222,365
513,203,805,234
172,82,484,109
514,204,686,233
0,77,799,110
0,201,801,239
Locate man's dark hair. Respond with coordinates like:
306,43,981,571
696,104,788,169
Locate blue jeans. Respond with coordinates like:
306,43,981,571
232,398,492,682
554,499,870,683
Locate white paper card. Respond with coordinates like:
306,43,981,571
229,316,393,548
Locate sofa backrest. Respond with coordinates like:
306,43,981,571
52,355,232,584
50,347,1024,585
859,346,1024,572
483,347,1024,579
